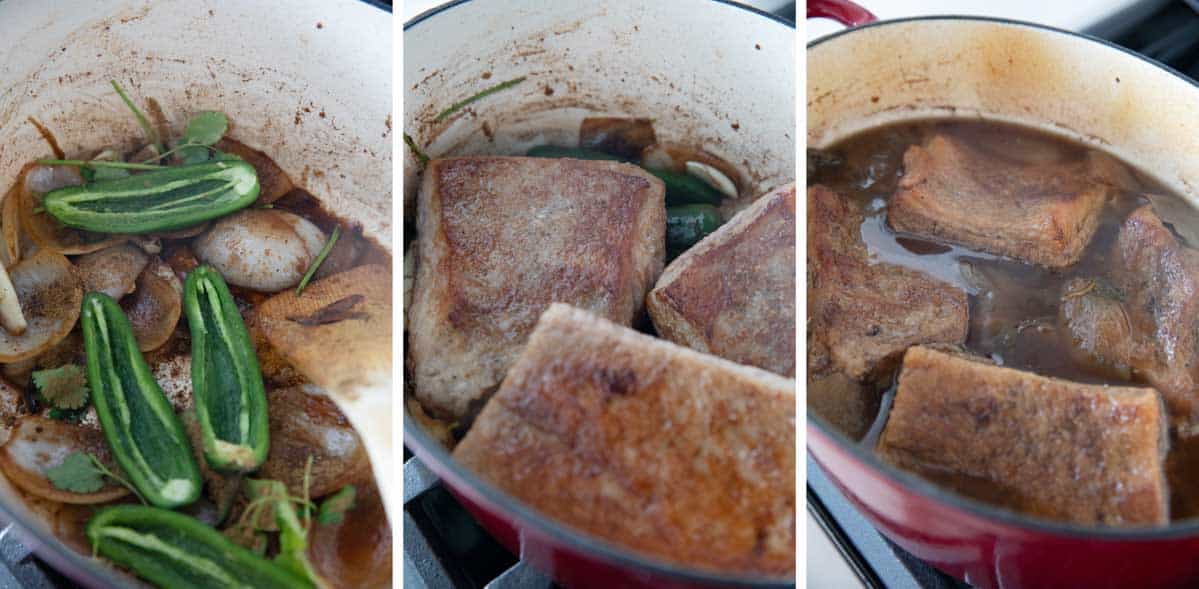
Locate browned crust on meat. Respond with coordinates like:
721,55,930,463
878,346,1169,526
889,134,1117,267
453,304,795,577
408,157,665,419
648,183,795,377
807,185,968,381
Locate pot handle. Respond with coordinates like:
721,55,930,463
807,0,877,27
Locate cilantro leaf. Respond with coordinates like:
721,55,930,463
32,365,89,409
184,111,228,146
45,452,104,494
317,485,356,525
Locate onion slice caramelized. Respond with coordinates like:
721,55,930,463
20,166,127,255
0,249,83,362
75,244,150,301
124,257,183,352
0,417,129,504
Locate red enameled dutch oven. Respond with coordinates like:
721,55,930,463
404,1,795,588
809,2,1199,588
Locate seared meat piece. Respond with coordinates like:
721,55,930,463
1058,277,1137,381
1112,205,1199,433
409,157,665,419
1058,206,1199,433
648,182,795,377
454,304,795,577
890,134,1124,267
878,345,1168,526
808,184,968,381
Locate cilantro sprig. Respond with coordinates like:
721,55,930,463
45,451,145,503
32,364,89,410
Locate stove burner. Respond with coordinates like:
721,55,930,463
404,454,559,588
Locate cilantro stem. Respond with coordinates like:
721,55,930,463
435,76,526,122
142,141,219,164
404,133,429,165
111,80,163,154
88,454,146,505
38,159,165,171
295,226,341,296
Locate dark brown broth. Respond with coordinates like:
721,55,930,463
808,120,1199,521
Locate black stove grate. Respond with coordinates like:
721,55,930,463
403,450,560,589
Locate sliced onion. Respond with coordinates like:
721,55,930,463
0,261,27,336
21,168,127,255
0,377,25,445
0,250,83,363
152,222,209,241
123,257,182,352
2,331,85,398
0,358,35,386
641,142,746,195
2,184,21,266
685,160,738,198
130,235,162,255
75,245,149,301
257,385,370,498
0,417,128,504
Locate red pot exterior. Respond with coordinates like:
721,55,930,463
809,424,1199,589
409,440,779,589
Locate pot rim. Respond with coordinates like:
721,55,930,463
403,0,795,585
404,0,795,31
808,14,1199,542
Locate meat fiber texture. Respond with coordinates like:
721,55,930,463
1060,205,1199,435
889,134,1127,267
878,345,1169,526
408,157,665,419
454,304,796,577
807,184,968,382
648,182,796,377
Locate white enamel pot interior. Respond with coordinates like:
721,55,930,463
403,0,796,213
0,0,391,585
404,0,794,586
809,17,1199,201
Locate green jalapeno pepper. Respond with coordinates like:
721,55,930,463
87,505,312,589
525,145,626,161
667,204,722,253
184,266,269,472
81,292,201,508
43,160,259,234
